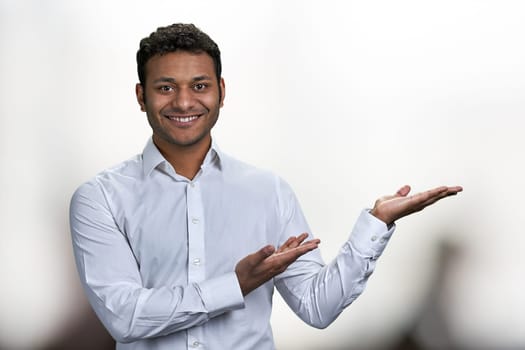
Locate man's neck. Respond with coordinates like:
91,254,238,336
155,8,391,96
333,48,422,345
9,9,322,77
153,136,211,180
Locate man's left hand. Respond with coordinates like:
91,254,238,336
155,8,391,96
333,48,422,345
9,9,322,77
370,185,463,226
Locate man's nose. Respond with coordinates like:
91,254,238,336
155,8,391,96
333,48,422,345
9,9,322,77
172,87,195,111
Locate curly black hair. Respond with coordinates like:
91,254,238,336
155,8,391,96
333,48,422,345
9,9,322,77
136,23,221,87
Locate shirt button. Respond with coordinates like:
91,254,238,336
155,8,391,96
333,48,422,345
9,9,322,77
371,235,378,242
193,258,201,266
192,341,200,347
190,182,195,188
192,217,199,224
380,238,387,244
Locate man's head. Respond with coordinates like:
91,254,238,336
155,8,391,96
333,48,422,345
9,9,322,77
137,23,222,87
135,24,225,154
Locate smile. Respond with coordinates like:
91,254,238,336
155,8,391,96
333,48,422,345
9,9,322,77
166,115,201,123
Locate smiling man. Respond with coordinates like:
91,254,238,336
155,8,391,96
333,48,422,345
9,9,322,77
136,50,224,179
69,23,462,349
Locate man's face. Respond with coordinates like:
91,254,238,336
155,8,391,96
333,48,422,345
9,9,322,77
136,51,225,150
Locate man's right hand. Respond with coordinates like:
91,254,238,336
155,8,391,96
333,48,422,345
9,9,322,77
235,233,320,296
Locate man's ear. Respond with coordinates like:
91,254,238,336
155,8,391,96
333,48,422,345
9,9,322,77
135,83,146,111
219,77,226,108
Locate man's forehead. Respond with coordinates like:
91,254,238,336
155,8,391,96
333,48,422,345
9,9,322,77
152,75,214,84
145,51,216,76
149,50,213,64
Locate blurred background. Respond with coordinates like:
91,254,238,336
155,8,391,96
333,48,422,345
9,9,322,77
1,0,524,349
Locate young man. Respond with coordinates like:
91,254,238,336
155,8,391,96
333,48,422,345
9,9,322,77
70,23,462,349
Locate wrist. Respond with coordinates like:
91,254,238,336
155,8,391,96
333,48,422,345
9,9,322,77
370,208,392,226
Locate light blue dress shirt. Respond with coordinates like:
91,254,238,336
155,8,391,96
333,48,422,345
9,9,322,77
69,138,395,349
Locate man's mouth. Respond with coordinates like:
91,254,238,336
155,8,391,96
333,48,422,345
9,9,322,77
166,114,202,123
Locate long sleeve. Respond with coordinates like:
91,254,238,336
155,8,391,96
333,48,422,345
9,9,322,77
69,180,245,343
274,180,395,328
69,139,396,349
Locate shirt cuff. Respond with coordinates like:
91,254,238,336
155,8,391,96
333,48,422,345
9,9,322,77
198,272,245,318
348,209,396,259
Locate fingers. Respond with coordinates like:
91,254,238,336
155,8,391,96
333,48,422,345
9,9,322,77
398,185,463,217
276,233,309,253
417,186,462,208
408,186,446,204
270,238,320,260
277,236,297,253
447,186,463,194
295,232,309,245
413,186,462,204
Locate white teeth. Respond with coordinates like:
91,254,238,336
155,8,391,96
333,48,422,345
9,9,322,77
168,115,199,122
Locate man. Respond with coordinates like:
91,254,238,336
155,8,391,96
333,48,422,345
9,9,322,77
70,23,462,349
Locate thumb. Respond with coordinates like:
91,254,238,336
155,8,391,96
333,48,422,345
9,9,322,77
396,185,411,197
251,245,275,265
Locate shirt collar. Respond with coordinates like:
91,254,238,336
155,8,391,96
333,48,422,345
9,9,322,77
142,137,223,177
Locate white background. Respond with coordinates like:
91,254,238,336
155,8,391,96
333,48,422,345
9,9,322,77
1,0,524,349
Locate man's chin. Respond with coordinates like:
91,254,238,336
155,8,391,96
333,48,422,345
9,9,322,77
154,133,211,149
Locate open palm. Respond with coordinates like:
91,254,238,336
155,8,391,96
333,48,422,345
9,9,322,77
370,185,463,226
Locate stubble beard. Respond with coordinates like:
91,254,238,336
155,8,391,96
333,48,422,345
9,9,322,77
147,109,219,148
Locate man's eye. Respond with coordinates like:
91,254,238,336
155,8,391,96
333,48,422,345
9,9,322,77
159,86,173,92
194,83,207,91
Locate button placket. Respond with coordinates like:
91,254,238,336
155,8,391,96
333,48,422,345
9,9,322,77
186,181,205,283
188,336,203,348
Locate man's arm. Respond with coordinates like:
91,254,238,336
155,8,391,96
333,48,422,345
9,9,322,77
236,183,462,328
69,181,245,343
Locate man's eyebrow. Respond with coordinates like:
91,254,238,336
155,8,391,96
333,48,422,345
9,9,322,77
192,75,213,82
152,75,213,84
153,77,176,84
